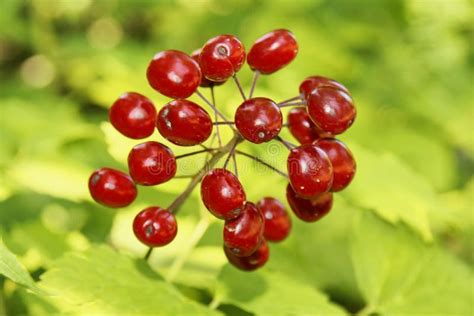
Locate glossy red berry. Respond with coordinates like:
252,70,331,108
314,138,356,192
256,197,291,242
223,202,264,257
224,239,269,271
156,99,213,146
287,107,328,144
235,97,282,143
201,168,246,220
287,144,333,199
286,184,333,222
247,29,298,74
133,207,177,247
146,50,201,99
299,76,349,99
109,92,156,139
191,49,225,88
199,35,245,82
88,168,137,208
307,88,356,135
128,141,177,186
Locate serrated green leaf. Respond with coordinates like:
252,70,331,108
343,142,435,241
351,211,473,315
215,265,347,315
0,238,43,295
38,245,221,315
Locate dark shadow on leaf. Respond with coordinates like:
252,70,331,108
132,258,164,282
218,303,254,316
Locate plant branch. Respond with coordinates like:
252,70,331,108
145,134,244,260
168,134,243,214
235,150,288,178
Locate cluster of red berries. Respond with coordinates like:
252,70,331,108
88,29,356,271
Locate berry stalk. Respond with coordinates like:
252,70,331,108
144,134,244,259
168,134,243,213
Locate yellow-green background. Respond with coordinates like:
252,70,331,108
0,0,472,315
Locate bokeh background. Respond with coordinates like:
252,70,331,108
0,0,473,315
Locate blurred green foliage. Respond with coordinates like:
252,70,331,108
0,0,473,315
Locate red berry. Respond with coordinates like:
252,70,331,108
146,50,201,99
109,92,156,139
199,35,245,82
286,184,333,222
191,49,225,88
88,168,137,208
287,144,333,199
156,99,213,146
128,141,177,186
200,168,246,220
256,197,291,242
314,138,356,192
307,88,356,135
287,107,328,144
247,29,298,74
133,207,177,247
224,239,269,271
299,76,349,99
223,202,264,257
235,97,282,143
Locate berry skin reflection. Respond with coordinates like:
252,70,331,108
88,29,357,272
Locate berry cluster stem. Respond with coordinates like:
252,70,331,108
277,94,304,105
210,87,222,147
278,101,306,108
145,134,244,260
248,70,260,98
235,150,288,178
233,74,247,100
196,90,235,128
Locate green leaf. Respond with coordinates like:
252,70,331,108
343,142,435,241
5,221,73,268
269,196,365,311
268,196,472,314
351,211,473,315
0,238,43,295
215,265,347,315
38,245,221,315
